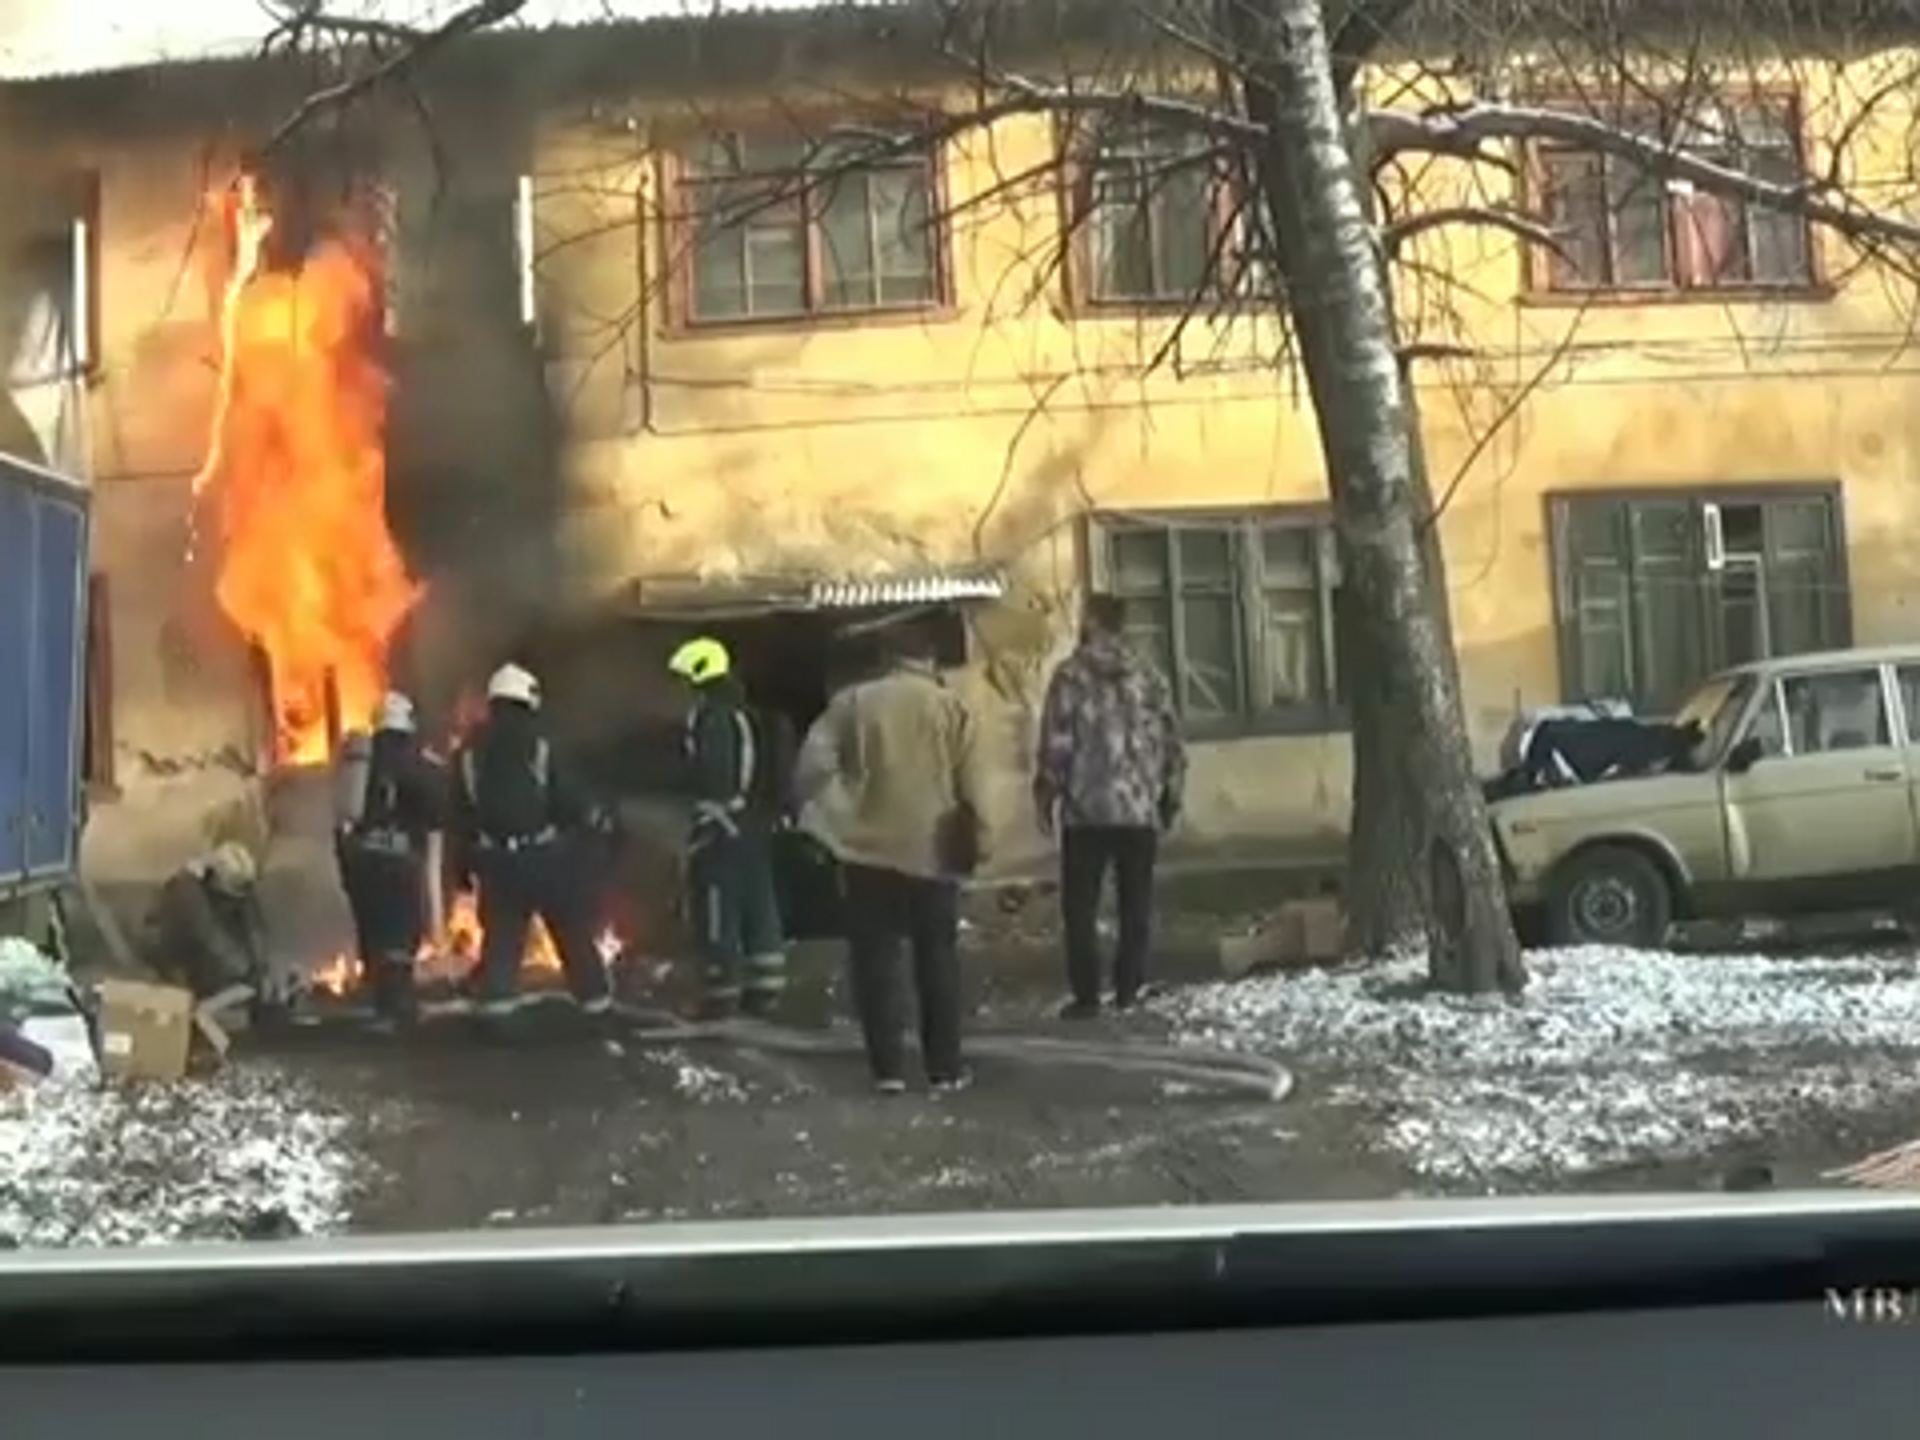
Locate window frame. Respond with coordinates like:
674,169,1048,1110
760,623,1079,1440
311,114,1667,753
1059,112,1266,314
1517,87,1827,304
661,118,954,333
1085,507,1345,739
7,168,102,385
1546,482,1853,714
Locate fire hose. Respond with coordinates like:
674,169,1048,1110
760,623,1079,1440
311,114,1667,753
396,996,1293,1103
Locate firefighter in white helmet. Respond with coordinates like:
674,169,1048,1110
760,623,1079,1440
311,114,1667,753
447,663,612,1019
332,690,448,1031
668,636,793,1020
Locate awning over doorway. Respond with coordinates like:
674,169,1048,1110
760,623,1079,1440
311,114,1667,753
613,565,1008,620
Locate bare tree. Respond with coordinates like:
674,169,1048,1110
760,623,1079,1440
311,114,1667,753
254,0,1920,993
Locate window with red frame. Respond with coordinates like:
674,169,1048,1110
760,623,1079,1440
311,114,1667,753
1531,97,1813,294
1071,117,1259,306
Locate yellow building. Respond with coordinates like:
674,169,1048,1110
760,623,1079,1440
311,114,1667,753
3,11,1916,892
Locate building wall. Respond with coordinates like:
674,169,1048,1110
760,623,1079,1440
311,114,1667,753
526,57,1920,872
13,41,1920,886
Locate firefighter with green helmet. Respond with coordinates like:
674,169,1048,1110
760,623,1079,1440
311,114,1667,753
668,635,792,1019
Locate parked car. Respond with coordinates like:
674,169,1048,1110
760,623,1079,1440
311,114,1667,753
1490,644,1920,948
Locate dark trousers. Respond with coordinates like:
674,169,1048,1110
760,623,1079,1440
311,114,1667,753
1060,825,1159,1007
337,839,425,1022
688,828,787,1015
841,862,963,1082
474,836,610,1009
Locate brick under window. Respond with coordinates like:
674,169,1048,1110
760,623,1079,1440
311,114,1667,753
1530,96,1814,295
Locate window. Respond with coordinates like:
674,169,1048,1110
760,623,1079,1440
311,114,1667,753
1530,96,1812,294
1551,489,1848,714
82,573,115,794
3,170,99,383
1071,116,1253,306
1094,512,1341,732
1897,665,1920,743
676,131,940,324
1774,669,1890,754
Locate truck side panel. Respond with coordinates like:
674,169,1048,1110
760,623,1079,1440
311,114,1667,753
0,478,30,881
24,486,87,877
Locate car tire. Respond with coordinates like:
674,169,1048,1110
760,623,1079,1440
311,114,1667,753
1545,844,1674,950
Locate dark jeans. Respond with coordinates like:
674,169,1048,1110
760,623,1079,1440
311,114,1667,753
687,828,787,1014
841,863,963,1083
474,835,610,1009
1060,824,1159,1007
337,838,425,1022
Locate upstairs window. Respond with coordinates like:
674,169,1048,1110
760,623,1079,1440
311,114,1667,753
1529,95,1813,295
1069,117,1258,306
677,130,942,325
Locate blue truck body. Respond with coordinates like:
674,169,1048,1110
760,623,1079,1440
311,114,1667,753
0,451,90,898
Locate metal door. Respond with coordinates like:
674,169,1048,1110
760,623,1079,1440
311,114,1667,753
23,488,87,876
0,480,34,882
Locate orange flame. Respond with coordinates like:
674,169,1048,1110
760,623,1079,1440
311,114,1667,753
194,173,420,765
307,892,625,999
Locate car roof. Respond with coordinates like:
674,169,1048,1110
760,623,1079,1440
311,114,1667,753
1722,643,1920,680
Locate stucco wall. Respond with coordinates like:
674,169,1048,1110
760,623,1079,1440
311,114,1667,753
18,44,1920,884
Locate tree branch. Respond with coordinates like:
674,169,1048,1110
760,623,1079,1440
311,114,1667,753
1381,204,1561,258
1371,100,1920,246
263,0,531,152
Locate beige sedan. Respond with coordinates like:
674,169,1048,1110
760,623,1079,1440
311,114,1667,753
1492,644,1920,948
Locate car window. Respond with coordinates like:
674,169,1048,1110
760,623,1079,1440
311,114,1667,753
1898,664,1920,743
1746,682,1787,757
1778,668,1890,754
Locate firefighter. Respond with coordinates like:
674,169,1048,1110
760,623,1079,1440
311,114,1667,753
333,691,447,1031
667,636,790,1020
450,663,612,1019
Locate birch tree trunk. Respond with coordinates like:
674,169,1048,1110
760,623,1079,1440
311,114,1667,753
1231,0,1524,993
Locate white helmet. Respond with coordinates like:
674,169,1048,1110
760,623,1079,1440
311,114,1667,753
486,663,541,708
376,691,417,733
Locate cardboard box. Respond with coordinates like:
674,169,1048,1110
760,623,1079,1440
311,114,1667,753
95,979,196,1082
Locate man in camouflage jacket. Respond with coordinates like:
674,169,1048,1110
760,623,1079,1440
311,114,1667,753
1033,595,1187,1017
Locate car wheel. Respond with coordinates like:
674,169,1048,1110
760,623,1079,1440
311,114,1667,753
1546,845,1674,950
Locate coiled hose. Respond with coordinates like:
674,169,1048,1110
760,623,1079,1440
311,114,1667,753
396,994,1293,1103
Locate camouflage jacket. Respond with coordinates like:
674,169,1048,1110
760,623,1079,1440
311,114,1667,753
1034,634,1187,831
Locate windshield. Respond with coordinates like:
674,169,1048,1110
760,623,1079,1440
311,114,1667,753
1671,672,1756,763
7,12,1909,1283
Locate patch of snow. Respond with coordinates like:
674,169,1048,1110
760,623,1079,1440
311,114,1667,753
0,1065,359,1248
654,1048,749,1104
1154,946,1920,1183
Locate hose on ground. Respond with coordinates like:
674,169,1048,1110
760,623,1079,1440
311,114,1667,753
386,995,1293,1103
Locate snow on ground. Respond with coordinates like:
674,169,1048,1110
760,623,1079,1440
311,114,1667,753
0,1065,360,1248
1154,946,1920,1185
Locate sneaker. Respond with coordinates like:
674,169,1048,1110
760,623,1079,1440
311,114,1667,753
929,1069,973,1094
873,1077,908,1096
1057,999,1101,1021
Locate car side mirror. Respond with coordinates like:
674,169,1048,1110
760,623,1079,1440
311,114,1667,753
1725,736,1764,774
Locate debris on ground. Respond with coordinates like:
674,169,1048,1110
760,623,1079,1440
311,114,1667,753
1155,946,1920,1184
0,1065,359,1248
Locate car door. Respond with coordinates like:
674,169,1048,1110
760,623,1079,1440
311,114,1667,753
1721,663,1918,909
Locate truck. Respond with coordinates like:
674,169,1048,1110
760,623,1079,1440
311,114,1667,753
0,450,91,909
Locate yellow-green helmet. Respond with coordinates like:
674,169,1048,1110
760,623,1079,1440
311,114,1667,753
668,636,731,686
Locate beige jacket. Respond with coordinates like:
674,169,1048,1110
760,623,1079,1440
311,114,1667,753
796,659,986,881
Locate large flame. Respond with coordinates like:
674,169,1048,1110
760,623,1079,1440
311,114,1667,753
194,174,420,765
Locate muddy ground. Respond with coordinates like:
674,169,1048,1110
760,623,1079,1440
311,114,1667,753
253,959,1912,1237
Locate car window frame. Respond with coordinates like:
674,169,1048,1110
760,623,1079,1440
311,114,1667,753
1736,661,1898,761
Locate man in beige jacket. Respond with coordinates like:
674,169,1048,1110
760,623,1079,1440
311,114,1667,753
796,622,986,1094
